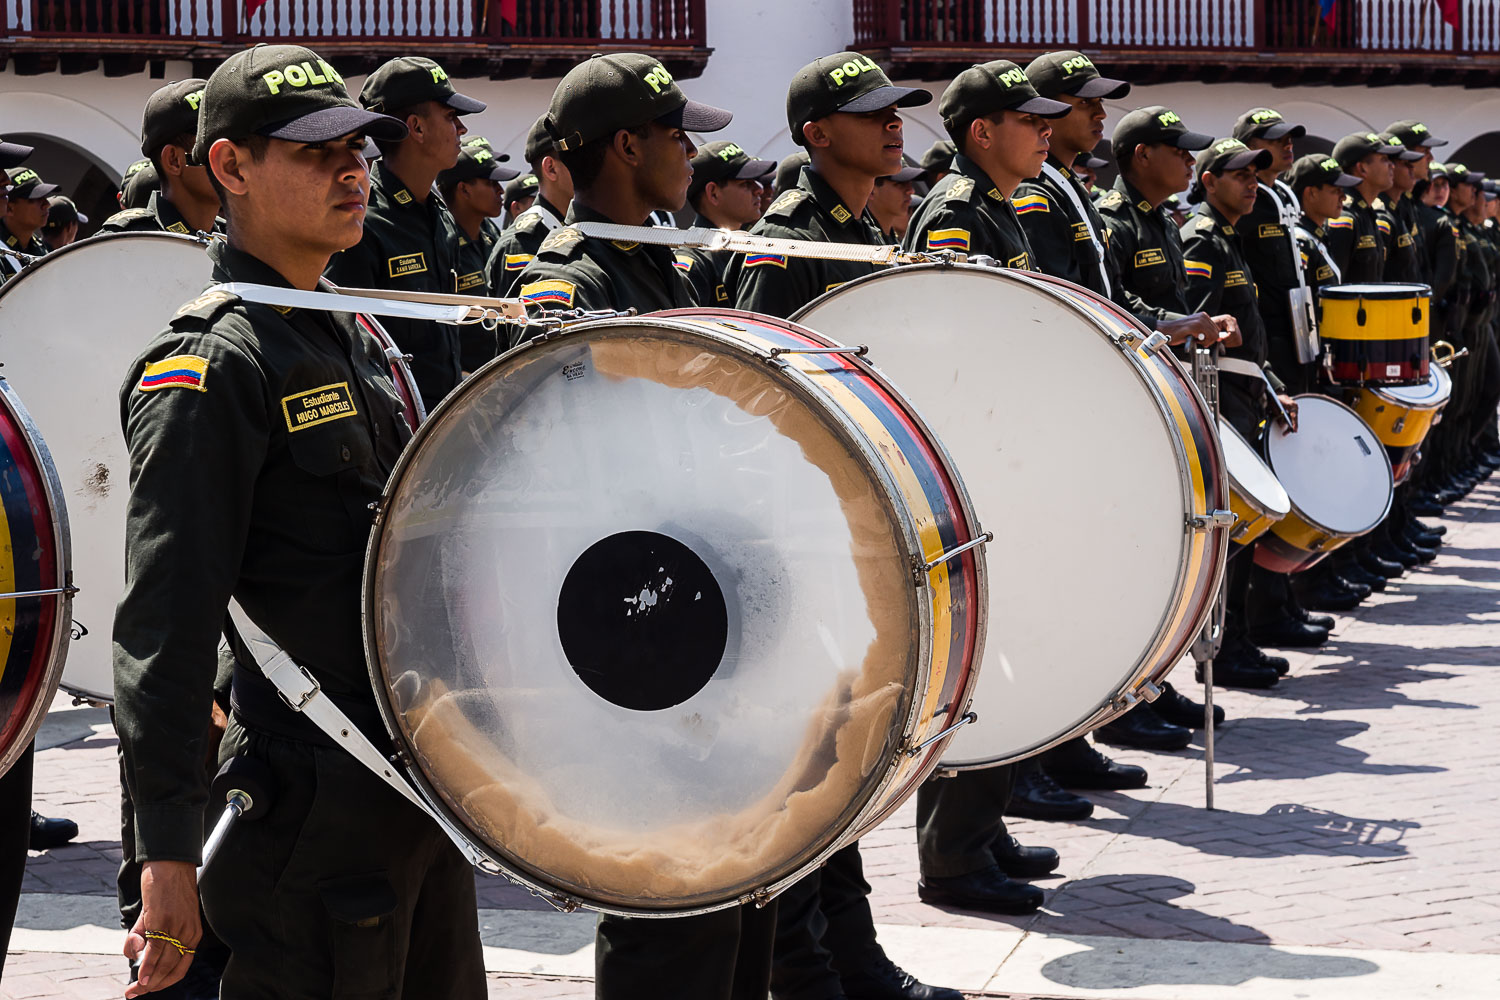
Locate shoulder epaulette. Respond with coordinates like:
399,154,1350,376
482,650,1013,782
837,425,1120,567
537,226,586,258
1191,215,1215,233
169,288,240,327
100,208,155,231
764,188,810,219
1097,190,1127,212
944,176,976,203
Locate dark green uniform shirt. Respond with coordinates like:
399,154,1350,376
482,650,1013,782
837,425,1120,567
1457,215,1495,341
98,189,200,235
113,242,411,862
1182,203,1271,426
1099,175,1192,320
903,153,1030,269
1380,192,1425,284
486,195,567,296
727,166,886,318
671,214,734,307
326,161,463,412
0,219,45,285
1295,215,1342,294
454,219,501,373
1324,194,1385,283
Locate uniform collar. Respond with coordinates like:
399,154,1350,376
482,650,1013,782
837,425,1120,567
1114,175,1156,215
1300,214,1327,238
372,161,426,211
565,201,655,254
534,194,565,223
800,166,869,227
148,189,194,235
1196,201,1239,236
0,218,39,252
951,153,1009,203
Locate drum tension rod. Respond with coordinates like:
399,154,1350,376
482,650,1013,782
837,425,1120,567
0,585,80,600
1187,510,1237,530
1137,331,1170,354
921,532,995,573
901,711,979,759
766,345,869,359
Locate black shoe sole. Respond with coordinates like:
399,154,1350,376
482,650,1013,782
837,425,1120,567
1152,706,1226,729
1093,729,1192,752
1045,768,1149,790
1003,802,1095,822
917,884,1043,914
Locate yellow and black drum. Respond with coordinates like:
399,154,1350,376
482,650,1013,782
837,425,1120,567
1218,418,1290,546
1318,283,1431,386
1345,362,1452,484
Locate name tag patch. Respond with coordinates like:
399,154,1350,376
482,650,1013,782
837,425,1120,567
1316,265,1334,281
1006,253,1030,270
1258,223,1285,239
283,382,357,432
456,271,485,291
388,252,427,277
1225,270,1249,287
1356,235,1377,250
1071,222,1091,242
1135,248,1166,267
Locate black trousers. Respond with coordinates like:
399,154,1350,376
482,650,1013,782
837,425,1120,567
200,717,486,999
915,765,1014,879
596,901,778,1000
0,742,32,979
770,843,882,1000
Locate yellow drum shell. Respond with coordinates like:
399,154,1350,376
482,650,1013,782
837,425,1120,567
1347,388,1440,450
1218,419,1289,548
1229,493,1279,546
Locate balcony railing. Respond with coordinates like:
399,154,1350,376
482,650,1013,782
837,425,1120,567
1,1,710,76
853,0,1500,82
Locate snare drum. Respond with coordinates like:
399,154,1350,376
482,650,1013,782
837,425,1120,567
795,264,1230,768
1345,362,1451,484
1318,283,1431,386
1219,418,1291,546
0,378,72,779
0,232,424,703
1254,394,1394,574
362,310,984,915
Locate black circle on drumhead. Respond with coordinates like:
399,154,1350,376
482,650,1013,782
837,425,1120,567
557,530,728,712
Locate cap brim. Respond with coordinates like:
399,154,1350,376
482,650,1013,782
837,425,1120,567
1261,122,1307,139
1222,148,1274,171
261,105,409,144
15,182,59,200
733,157,777,180
1334,172,1362,188
488,164,522,182
1375,142,1403,155
443,92,487,114
76,212,89,224
888,165,924,182
1422,136,1450,147
663,98,734,134
837,85,933,114
0,141,33,168
1083,155,1108,168
1173,130,1216,151
1397,149,1424,161
1074,76,1131,100
1016,95,1074,119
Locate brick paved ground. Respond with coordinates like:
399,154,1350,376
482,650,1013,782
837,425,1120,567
6,480,1500,998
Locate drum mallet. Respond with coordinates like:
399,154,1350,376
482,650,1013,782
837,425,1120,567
198,756,275,876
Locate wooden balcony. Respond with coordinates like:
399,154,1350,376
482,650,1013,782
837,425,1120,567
0,1,711,79
853,0,1500,85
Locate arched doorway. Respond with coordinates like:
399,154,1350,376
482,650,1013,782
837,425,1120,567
1449,132,1500,171
6,132,119,239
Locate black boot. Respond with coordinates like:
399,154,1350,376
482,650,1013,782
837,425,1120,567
29,810,78,851
1005,764,1094,821
1357,546,1405,579
1151,680,1225,728
1248,616,1329,648
842,955,966,1000
1042,736,1148,789
917,866,1044,917
992,835,1061,878
1095,702,1192,751
1198,641,1279,689
1294,573,1364,611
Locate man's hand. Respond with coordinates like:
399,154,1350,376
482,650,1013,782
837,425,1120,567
1211,314,1243,348
124,860,201,997
1275,393,1299,432
1158,313,1219,347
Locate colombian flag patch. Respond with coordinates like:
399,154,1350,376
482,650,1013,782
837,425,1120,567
1327,216,1353,230
926,228,971,252
139,354,209,393
520,279,576,307
745,253,787,269
503,253,533,272
1376,217,1391,235
1012,194,1049,215
1184,260,1213,279
673,252,695,272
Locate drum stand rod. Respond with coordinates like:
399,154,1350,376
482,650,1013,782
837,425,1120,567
1191,347,1223,811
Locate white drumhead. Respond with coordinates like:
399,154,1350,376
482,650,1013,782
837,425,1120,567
0,232,213,701
1265,395,1393,533
1219,419,1290,516
1321,283,1430,299
1375,362,1451,408
797,266,1189,766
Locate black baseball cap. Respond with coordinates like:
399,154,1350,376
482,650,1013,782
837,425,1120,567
1195,137,1273,176
1025,51,1130,100
1447,163,1485,186
360,56,485,115
523,115,556,166
1111,106,1213,163
6,168,57,201
882,154,925,183
940,60,1070,137
438,142,521,187
1231,108,1306,142
44,195,87,229
1384,119,1447,149
1484,178,1499,199
504,173,539,204
1428,161,1450,180
788,52,930,146
1333,131,1402,173
142,79,207,158
689,141,775,200
195,44,408,162
546,53,731,152
1284,153,1361,193
775,150,810,192
1379,133,1425,162
120,160,159,208
1073,150,1108,170
0,140,33,169
919,139,955,174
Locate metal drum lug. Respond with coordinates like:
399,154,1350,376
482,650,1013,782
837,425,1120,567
1139,681,1163,703
1138,331,1170,354
1111,690,1140,713
1187,509,1236,530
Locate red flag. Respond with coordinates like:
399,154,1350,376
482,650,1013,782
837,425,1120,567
498,0,517,28
246,0,269,17
1437,0,1460,28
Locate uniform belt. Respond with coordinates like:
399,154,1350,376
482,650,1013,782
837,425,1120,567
229,659,391,754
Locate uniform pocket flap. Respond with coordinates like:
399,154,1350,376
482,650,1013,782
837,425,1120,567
318,873,398,925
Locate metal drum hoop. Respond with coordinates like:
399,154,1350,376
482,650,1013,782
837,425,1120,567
1270,393,1394,537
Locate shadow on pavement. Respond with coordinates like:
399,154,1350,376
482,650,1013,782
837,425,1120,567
1254,654,1475,715
1039,935,1378,989
1206,717,1446,782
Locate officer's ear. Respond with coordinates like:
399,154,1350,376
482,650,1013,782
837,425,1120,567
208,138,251,198
159,144,189,179
966,116,994,153
801,119,832,151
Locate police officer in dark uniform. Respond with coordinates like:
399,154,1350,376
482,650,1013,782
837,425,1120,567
487,116,573,297
458,135,509,241
119,159,160,210
326,55,485,412
1378,134,1427,284
508,54,777,1000
675,140,774,304
101,79,221,237
504,172,538,223
1325,132,1401,282
112,43,486,998
729,52,959,1000
436,139,518,370
918,138,955,186
1450,164,1499,479
0,166,56,282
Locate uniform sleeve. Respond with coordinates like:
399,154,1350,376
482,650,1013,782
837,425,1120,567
509,259,610,347
1013,186,1077,277
1428,220,1459,304
486,228,537,298
1323,217,1355,277
1180,232,1226,316
731,238,819,319
1103,214,1173,330
113,327,270,864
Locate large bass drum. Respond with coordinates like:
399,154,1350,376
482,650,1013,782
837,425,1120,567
362,310,985,915
0,378,72,778
0,231,425,703
795,264,1230,768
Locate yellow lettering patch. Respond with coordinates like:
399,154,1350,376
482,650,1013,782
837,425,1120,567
456,271,486,291
1225,270,1248,287
1357,235,1377,250
824,281,847,292
1316,265,1334,281
503,253,533,272
1397,233,1414,248
1258,223,1285,239
1006,253,1030,270
139,354,209,393
715,284,728,302
166,221,190,235
282,382,356,432
1135,248,1167,267
1071,222,1091,242
388,252,427,277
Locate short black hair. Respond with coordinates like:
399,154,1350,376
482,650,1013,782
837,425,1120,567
371,102,423,157
557,124,648,193
149,131,197,179
205,134,270,220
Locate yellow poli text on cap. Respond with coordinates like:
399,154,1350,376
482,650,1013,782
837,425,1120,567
828,55,879,88
262,59,345,96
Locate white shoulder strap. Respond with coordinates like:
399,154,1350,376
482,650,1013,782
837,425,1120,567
1039,161,1111,296
515,203,563,233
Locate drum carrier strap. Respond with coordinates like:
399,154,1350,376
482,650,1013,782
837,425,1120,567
1039,161,1111,297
